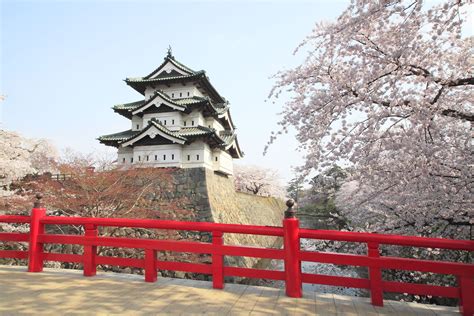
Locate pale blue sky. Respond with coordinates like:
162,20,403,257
1,0,349,182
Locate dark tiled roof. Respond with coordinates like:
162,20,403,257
97,130,140,142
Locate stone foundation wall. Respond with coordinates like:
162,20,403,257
149,167,285,269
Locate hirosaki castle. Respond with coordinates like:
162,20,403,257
98,49,243,175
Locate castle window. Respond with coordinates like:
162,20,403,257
184,121,187,126
172,119,175,124
196,154,200,161
146,155,149,161
191,120,194,126
187,92,190,96
179,92,182,97
138,156,141,161
187,155,190,161
123,158,126,163
163,154,166,161
164,120,167,125
155,155,158,161
172,93,174,98
215,157,218,162
172,154,175,160
131,157,133,163
136,124,139,130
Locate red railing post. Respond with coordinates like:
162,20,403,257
28,193,46,272
145,248,157,282
83,224,97,277
458,275,474,316
283,199,302,298
368,242,383,306
212,231,224,289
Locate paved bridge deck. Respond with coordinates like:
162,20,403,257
0,265,459,315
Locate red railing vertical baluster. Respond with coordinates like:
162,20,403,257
212,231,224,289
83,224,97,277
28,194,46,272
145,248,157,282
283,199,302,298
458,275,474,316
368,242,383,306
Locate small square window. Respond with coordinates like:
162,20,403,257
163,154,166,161
155,155,158,161
172,154,175,160
196,154,199,161
187,155,190,161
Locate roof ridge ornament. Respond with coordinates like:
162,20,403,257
166,45,174,59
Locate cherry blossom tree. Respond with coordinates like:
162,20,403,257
269,0,473,239
0,130,57,196
234,165,286,199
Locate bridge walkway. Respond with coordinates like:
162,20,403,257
0,266,459,315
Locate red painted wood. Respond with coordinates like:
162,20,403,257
145,249,157,282
0,250,28,259
217,245,284,259
283,217,302,298
212,231,224,289
299,229,474,251
83,225,97,277
300,251,474,275
301,273,370,288
368,243,383,306
224,267,285,280
0,215,31,223
3,207,473,311
27,207,46,272
41,216,284,236
97,256,144,268
382,281,459,298
458,276,474,316
43,253,82,263
155,261,212,274
0,232,29,242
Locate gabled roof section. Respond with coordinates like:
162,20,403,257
132,90,187,115
124,52,226,103
121,120,187,147
143,51,196,79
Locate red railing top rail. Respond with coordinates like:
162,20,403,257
0,215,31,224
39,216,284,236
299,228,474,251
1,214,473,251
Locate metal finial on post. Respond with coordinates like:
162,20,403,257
33,193,43,208
285,199,296,218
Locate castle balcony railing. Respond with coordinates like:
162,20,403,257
0,195,473,315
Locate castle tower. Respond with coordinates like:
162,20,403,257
98,49,243,175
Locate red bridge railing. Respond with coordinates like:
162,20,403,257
0,196,473,315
